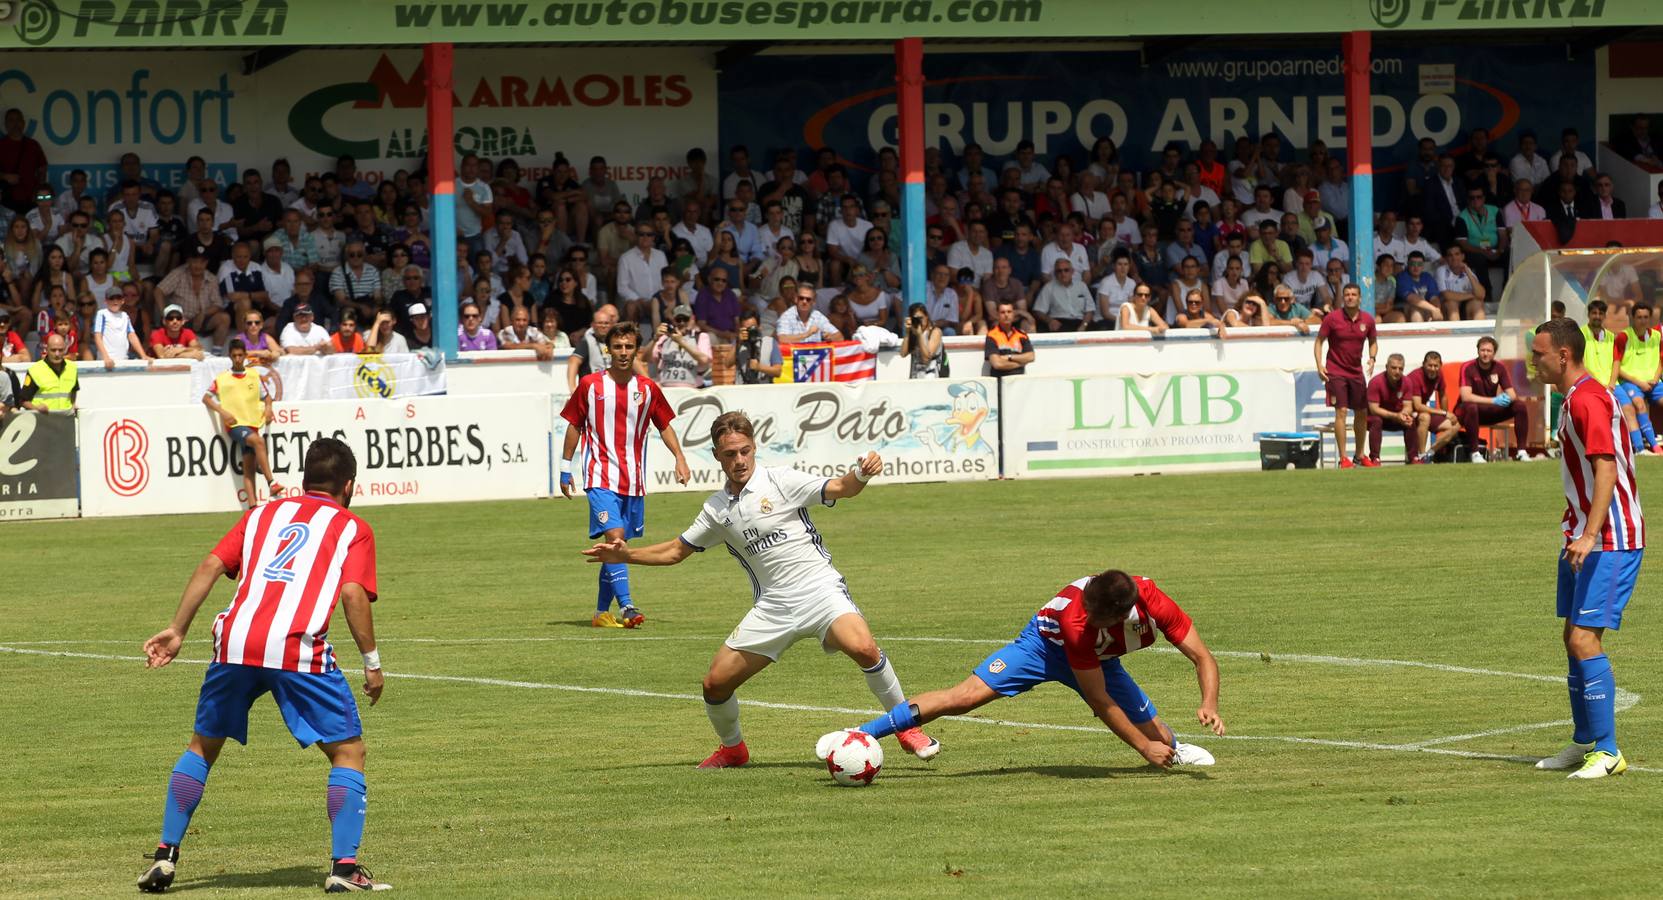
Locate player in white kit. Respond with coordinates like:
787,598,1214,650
583,410,941,768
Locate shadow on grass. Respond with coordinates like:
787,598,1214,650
946,764,1212,780
603,760,826,772
173,864,321,892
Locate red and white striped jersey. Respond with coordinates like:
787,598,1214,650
209,492,378,672
1559,376,1644,550
1031,575,1193,669
560,372,675,497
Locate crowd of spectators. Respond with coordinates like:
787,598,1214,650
3,102,1660,389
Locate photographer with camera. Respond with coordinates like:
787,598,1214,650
901,302,947,379
735,310,783,385
651,303,713,388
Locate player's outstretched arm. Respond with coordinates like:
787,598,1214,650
143,554,228,669
583,536,695,567
339,583,383,706
1173,628,1225,736
824,452,883,501
1072,665,1174,767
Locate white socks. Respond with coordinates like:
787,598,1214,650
862,651,907,709
705,694,742,746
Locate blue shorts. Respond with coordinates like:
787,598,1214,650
1617,381,1663,405
1557,548,1643,630
971,630,1157,724
587,488,644,539
193,662,362,747
228,426,257,451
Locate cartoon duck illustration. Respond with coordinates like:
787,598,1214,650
943,382,992,453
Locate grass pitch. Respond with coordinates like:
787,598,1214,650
4,463,1661,898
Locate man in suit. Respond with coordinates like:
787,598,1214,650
1590,175,1628,221
1421,154,1463,250
1547,179,1595,245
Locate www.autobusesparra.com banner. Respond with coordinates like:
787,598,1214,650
552,378,1000,496
0,411,80,520
79,393,551,518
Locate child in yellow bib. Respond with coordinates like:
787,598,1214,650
202,338,285,508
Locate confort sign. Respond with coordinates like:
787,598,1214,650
0,47,717,202
2,0,1651,49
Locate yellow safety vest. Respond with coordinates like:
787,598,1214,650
24,358,77,411
1582,325,1617,387
1622,326,1661,383
212,370,266,429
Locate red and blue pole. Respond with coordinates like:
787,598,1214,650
425,42,459,359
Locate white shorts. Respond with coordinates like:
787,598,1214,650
724,584,862,661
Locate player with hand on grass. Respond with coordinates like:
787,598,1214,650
560,320,690,629
583,410,940,767
1531,318,1644,779
136,438,390,893
843,569,1223,769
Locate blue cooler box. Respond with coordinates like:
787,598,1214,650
1254,432,1320,470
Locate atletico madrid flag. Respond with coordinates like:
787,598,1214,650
782,341,877,383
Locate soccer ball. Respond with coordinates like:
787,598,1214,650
818,729,883,787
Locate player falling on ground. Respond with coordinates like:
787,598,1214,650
202,338,284,509
1531,319,1644,779
583,410,941,767
559,320,690,628
843,569,1223,769
136,438,390,892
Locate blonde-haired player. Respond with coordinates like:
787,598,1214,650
583,410,940,767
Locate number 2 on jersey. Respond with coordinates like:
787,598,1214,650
262,523,312,583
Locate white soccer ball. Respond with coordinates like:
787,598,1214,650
818,729,884,787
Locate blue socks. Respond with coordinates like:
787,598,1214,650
1638,415,1657,450
160,751,210,847
603,562,632,610
1567,657,1591,744
327,767,368,862
858,701,919,740
1630,429,1645,452
1574,655,1618,755
595,566,615,613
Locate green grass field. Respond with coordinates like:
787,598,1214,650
4,463,1661,898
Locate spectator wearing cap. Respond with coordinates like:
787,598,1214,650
329,239,381,323
0,310,28,362
280,303,331,355
1294,191,1331,245
1308,217,1349,271
257,240,296,310
150,304,204,360
330,309,367,354
457,300,498,351
651,303,711,388
1033,256,1094,332
158,250,227,348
